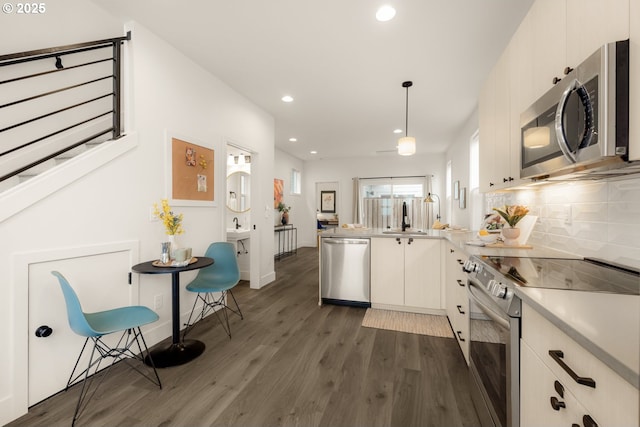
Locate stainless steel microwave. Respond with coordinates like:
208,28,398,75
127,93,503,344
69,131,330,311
520,40,630,181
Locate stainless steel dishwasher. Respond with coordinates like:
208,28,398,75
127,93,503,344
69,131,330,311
321,237,371,307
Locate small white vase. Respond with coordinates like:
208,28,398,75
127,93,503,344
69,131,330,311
502,227,521,246
168,235,180,259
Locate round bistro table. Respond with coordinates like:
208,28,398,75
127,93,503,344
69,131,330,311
131,256,214,368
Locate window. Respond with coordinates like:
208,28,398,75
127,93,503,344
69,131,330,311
291,169,301,195
359,177,428,229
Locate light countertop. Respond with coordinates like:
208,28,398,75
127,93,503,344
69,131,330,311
517,287,639,389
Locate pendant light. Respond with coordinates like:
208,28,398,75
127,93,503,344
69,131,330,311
398,81,416,156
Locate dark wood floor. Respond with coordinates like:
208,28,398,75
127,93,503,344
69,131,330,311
8,247,480,427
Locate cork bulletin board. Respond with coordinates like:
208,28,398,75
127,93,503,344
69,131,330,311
168,134,215,206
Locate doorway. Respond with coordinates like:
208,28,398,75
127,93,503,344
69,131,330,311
316,182,339,230
226,143,256,285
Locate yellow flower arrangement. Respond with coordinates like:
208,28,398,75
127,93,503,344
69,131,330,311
493,205,529,228
153,199,184,235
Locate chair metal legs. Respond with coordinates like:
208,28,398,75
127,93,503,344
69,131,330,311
184,289,243,339
65,327,161,426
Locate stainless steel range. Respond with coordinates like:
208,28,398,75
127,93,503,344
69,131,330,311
463,255,640,427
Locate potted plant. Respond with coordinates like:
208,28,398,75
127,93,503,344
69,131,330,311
493,205,529,245
277,202,291,225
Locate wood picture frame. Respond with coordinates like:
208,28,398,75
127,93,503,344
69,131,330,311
320,190,336,213
166,131,215,207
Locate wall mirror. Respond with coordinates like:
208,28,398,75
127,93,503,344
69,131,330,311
227,171,250,212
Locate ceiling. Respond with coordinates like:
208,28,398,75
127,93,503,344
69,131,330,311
93,0,534,161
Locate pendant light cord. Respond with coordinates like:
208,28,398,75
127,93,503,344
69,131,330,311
405,85,409,137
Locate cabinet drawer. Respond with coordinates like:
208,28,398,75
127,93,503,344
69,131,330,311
522,304,638,426
521,340,593,427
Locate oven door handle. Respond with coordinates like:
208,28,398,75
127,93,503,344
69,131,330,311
468,282,510,330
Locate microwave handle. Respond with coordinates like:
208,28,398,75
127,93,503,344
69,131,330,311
555,78,596,164
555,79,580,163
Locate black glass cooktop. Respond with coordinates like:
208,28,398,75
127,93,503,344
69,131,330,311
478,256,640,295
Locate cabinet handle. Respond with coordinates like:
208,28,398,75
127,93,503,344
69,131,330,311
456,279,465,287
456,331,465,342
553,76,562,84
396,238,401,245
456,305,465,314
503,177,509,183
548,350,596,388
550,396,566,411
457,259,464,265
489,182,494,187
554,380,564,398
564,66,574,75
408,238,413,245
450,248,455,253
582,415,598,427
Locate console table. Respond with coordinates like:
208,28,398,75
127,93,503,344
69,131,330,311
274,224,297,260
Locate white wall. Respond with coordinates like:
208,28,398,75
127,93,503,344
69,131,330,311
445,109,478,229
0,1,275,422
301,153,446,246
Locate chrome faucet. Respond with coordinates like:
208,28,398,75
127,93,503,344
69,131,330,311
233,217,241,229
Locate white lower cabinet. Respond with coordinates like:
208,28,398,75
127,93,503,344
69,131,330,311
521,341,591,427
521,303,639,427
370,237,442,312
444,242,469,363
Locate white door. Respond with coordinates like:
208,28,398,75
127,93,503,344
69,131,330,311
28,249,135,405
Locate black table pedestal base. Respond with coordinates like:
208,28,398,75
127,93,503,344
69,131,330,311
144,339,205,368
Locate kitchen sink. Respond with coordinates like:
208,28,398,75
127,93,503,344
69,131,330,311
382,228,428,234
227,228,250,240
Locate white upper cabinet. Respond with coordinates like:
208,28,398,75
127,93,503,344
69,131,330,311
478,0,634,191
630,0,639,161
530,0,567,97
478,66,497,193
566,0,630,68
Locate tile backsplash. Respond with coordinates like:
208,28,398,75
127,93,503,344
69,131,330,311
485,175,640,269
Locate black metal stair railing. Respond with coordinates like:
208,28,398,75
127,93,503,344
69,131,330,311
0,32,131,182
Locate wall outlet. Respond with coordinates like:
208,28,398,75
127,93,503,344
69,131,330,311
154,295,163,310
150,206,158,221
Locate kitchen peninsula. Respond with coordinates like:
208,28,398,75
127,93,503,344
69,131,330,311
318,227,639,426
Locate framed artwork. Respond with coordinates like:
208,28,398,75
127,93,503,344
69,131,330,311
321,191,336,213
166,131,215,206
459,187,467,209
274,178,284,208
453,180,460,200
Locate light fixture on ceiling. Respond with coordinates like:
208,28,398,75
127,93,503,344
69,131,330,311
281,95,294,103
289,137,297,142
398,81,416,156
376,5,396,22
393,129,403,134
424,192,441,221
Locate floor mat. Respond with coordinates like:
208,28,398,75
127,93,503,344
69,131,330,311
362,308,454,338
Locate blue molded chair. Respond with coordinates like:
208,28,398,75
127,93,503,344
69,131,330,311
52,271,162,426
184,242,243,339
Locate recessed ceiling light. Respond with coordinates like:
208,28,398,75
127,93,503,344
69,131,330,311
310,150,318,154
289,137,297,142
281,95,294,103
376,5,396,22
393,129,403,134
